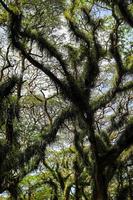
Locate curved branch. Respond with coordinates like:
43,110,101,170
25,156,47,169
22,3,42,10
0,0,13,14
0,76,18,98
117,0,133,27
101,122,133,166
20,30,70,77
91,80,133,112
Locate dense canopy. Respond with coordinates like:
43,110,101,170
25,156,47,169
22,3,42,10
0,0,132,199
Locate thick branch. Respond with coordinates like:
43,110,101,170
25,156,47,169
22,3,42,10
101,122,133,166
117,0,133,27
0,76,18,98
0,0,13,14
20,30,70,77
91,81,133,112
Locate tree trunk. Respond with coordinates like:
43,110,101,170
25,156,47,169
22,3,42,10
92,170,108,200
9,185,18,200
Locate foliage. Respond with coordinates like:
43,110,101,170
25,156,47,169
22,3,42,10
0,0,132,199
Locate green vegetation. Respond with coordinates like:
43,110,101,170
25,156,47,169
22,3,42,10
0,0,132,199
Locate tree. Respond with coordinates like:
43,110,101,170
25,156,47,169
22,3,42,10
0,0,132,199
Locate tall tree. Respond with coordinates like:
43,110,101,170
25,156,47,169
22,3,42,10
0,0,132,199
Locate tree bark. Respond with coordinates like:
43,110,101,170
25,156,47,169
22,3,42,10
93,168,108,200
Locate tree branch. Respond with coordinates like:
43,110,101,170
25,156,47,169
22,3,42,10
117,0,133,27
101,121,133,166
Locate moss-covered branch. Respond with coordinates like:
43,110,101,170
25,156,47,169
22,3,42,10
101,121,133,166
117,0,133,27
0,76,18,98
